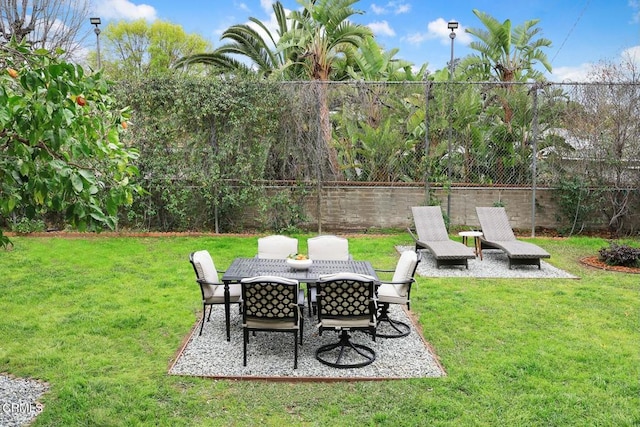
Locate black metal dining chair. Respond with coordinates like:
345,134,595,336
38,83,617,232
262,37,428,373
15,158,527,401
307,235,352,316
315,272,377,368
240,275,304,369
375,250,420,338
189,250,242,336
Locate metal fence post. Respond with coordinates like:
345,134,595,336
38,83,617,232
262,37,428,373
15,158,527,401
530,83,540,237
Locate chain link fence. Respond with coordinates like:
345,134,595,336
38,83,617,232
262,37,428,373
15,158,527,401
109,79,638,235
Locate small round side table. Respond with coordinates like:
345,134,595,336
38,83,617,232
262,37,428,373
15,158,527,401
459,231,483,260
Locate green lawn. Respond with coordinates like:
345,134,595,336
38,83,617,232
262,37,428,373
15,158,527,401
1,234,638,426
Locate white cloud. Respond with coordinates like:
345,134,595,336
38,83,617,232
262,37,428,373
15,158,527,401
429,18,472,45
260,0,274,14
371,4,387,15
406,18,472,47
213,17,236,38
546,64,592,82
394,4,411,14
94,0,157,21
547,46,639,82
404,32,427,45
371,2,410,15
630,0,640,23
368,20,395,37
622,45,640,66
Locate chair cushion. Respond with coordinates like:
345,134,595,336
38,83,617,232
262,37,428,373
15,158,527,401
244,319,299,329
257,235,299,259
203,283,242,303
390,250,418,296
191,250,221,284
308,235,350,260
319,317,375,328
423,241,475,260
377,284,408,304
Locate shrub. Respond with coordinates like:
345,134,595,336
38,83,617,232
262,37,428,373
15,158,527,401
598,241,640,267
11,218,46,234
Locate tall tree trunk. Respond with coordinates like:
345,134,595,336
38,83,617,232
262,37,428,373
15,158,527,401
314,81,341,180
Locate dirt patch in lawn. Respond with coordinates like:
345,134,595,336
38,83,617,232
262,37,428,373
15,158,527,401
580,256,640,274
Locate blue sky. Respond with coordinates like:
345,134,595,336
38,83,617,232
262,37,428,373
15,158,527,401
91,0,639,81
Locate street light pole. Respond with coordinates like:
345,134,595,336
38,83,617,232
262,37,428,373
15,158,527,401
90,17,102,69
446,20,458,225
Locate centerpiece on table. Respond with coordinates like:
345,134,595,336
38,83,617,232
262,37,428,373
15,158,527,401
286,253,312,270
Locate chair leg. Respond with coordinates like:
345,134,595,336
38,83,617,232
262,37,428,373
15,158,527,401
243,328,249,367
199,317,205,336
315,330,376,368
307,286,317,317
294,331,298,369
299,318,304,345
376,303,411,338
199,304,210,336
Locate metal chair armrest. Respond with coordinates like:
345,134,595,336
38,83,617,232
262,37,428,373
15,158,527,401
407,228,428,249
378,278,414,286
196,278,224,286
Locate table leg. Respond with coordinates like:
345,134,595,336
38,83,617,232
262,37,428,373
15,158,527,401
475,236,483,260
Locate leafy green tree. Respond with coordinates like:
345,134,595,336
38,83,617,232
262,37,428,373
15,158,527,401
0,41,141,247
98,19,210,78
179,1,424,180
461,8,552,136
459,9,553,183
114,75,286,232
557,56,640,235
332,37,428,182
278,0,372,178
344,35,426,81
278,0,372,81
461,9,552,83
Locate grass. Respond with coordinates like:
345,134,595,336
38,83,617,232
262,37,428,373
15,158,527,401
1,234,638,426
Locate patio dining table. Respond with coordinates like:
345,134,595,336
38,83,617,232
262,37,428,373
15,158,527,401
220,258,378,340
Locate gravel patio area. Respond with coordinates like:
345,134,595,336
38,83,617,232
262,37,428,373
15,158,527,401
398,246,578,279
169,303,446,380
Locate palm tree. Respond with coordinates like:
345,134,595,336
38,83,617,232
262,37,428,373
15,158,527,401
462,9,552,83
278,0,372,178
344,35,426,82
175,1,300,78
460,9,552,183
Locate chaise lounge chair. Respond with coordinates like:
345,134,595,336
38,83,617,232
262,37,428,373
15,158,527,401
408,206,475,269
475,207,551,269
